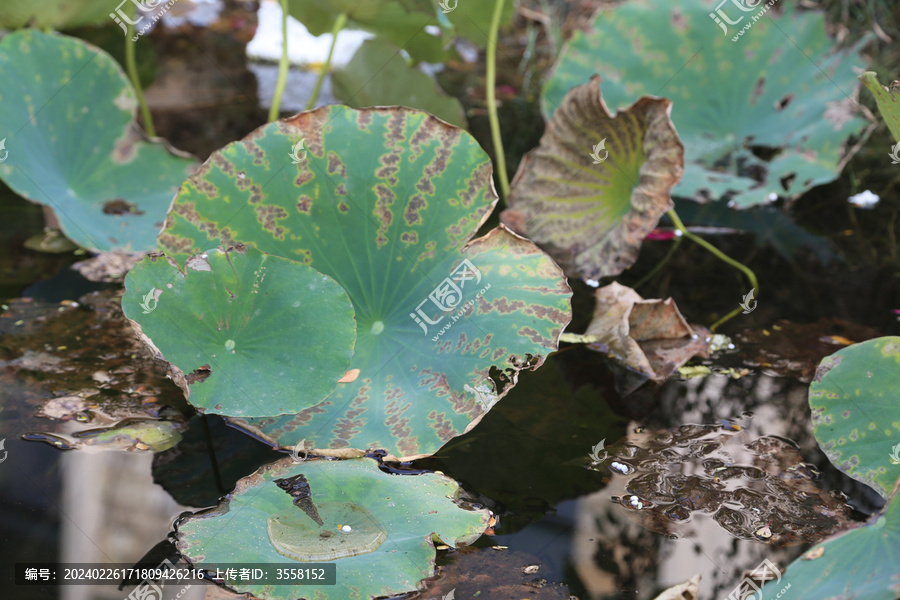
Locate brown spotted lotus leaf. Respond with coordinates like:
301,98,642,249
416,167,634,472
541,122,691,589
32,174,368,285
584,282,708,392
501,75,683,283
543,0,869,206
809,336,900,499
157,105,572,460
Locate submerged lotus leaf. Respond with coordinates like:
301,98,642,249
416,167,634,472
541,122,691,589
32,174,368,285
543,0,868,206
176,457,490,600
808,336,900,499
122,244,356,417
158,105,572,459
268,502,386,561
759,477,900,600
860,72,900,142
0,30,196,252
502,76,683,281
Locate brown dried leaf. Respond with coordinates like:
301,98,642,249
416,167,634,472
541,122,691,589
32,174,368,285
502,75,683,282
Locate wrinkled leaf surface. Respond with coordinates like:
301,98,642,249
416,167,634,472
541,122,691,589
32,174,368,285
503,76,682,281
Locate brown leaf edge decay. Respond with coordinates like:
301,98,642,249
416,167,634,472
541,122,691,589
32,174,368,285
501,74,684,282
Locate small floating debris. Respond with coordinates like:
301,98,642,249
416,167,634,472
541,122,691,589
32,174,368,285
848,190,879,208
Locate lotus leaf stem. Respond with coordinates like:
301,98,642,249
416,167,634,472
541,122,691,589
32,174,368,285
125,9,156,137
268,0,291,121
667,208,758,332
486,0,510,200
305,13,348,112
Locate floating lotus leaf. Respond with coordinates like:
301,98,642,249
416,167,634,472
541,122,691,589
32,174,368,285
808,336,900,499
0,30,196,252
759,477,900,600
158,105,571,459
502,76,683,281
860,72,900,142
543,0,868,206
122,244,356,417
176,457,490,600
333,38,466,128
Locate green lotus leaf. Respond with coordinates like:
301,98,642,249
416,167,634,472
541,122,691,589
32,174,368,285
176,457,490,600
0,30,196,252
333,38,466,128
158,105,572,459
0,0,111,30
543,0,868,207
860,72,900,142
808,336,900,499
759,477,900,600
287,0,443,63
502,75,683,281
122,244,357,417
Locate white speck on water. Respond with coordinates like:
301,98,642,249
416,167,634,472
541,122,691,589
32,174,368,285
225,339,235,351
292,301,301,307
585,279,600,288
340,525,352,533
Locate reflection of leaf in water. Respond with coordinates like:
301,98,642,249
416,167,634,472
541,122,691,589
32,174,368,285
591,422,854,547
273,473,323,526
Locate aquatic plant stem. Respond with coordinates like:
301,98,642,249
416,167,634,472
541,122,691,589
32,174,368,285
666,208,758,332
268,0,291,121
125,14,155,137
305,13,347,111
486,0,510,200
